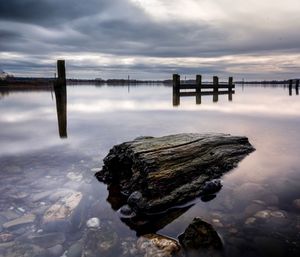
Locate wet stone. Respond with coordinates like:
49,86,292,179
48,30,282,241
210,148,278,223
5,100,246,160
46,244,64,256
202,179,222,195
66,241,83,257
0,233,14,243
86,217,100,229
82,222,118,257
2,214,36,230
42,192,82,231
21,232,66,248
121,237,138,257
120,205,135,218
178,217,222,250
254,210,271,219
137,234,181,257
293,199,300,210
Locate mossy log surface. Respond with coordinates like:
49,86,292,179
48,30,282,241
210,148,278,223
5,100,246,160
96,133,254,213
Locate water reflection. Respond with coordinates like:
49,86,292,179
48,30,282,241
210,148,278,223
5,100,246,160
54,81,67,138
173,87,234,106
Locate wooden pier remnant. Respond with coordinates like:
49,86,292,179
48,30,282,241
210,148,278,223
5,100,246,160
172,74,235,106
56,60,66,85
296,79,299,95
54,60,67,138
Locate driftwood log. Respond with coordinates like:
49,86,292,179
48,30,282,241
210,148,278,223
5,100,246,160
96,133,254,213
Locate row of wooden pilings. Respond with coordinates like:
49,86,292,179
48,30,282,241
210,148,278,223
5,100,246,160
172,74,235,105
288,79,299,95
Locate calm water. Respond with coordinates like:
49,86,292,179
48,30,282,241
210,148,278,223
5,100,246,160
0,84,299,257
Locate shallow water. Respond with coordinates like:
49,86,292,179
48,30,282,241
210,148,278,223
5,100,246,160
0,84,299,257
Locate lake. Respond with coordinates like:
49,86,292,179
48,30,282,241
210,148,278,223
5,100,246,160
0,83,299,257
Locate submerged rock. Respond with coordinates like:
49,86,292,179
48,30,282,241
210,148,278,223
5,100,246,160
2,214,36,230
96,133,254,213
178,217,222,250
42,192,82,231
137,234,182,257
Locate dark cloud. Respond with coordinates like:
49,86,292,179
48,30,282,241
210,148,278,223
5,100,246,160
0,0,300,79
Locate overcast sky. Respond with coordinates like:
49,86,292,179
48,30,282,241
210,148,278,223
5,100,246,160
0,0,300,80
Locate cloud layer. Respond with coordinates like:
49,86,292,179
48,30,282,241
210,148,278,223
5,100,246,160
0,0,299,79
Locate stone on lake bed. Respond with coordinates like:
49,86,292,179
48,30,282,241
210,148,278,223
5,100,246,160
293,199,300,210
137,234,182,257
96,133,254,213
42,192,82,231
86,217,100,229
178,217,222,250
2,214,36,230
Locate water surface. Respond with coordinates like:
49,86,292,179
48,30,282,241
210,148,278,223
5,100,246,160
0,84,299,257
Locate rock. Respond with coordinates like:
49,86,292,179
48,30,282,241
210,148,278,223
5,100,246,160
42,192,82,231
67,241,83,257
254,210,271,219
202,179,222,195
178,217,222,250
0,233,13,243
4,243,46,257
293,199,300,210
21,232,66,248
121,237,138,256
67,172,83,182
81,222,118,257
245,217,256,225
120,205,135,217
137,234,181,257
86,217,100,229
96,133,254,213
46,244,64,256
31,190,53,202
2,214,36,230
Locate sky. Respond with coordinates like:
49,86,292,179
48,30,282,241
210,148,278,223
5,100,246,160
0,0,300,80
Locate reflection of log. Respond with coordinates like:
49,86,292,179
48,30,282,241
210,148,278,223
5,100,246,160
121,205,192,236
54,84,67,138
96,133,254,213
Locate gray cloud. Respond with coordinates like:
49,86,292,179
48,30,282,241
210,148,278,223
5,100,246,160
0,0,300,79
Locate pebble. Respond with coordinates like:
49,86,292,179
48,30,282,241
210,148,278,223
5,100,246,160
293,199,300,210
254,210,271,219
0,233,14,243
245,217,256,225
67,172,83,182
86,218,100,229
120,205,135,217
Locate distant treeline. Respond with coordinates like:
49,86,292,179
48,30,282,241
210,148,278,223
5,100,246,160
1,77,299,87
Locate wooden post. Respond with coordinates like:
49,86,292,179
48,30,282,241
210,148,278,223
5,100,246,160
173,74,180,106
296,79,299,95
196,75,202,104
228,76,233,101
213,76,219,102
289,79,293,96
57,60,66,85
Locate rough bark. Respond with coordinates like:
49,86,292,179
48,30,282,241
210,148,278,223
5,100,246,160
96,133,254,213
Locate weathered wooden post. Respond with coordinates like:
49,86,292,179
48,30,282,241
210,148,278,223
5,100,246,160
196,75,202,104
173,74,180,106
56,60,66,85
228,76,233,101
54,60,67,138
296,79,299,95
213,76,219,102
289,79,293,96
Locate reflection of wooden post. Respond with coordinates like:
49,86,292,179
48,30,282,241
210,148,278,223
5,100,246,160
289,80,293,96
228,76,233,101
213,76,219,102
57,60,66,84
172,74,180,106
296,79,299,95
196,75,202,104
54,86,67,138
